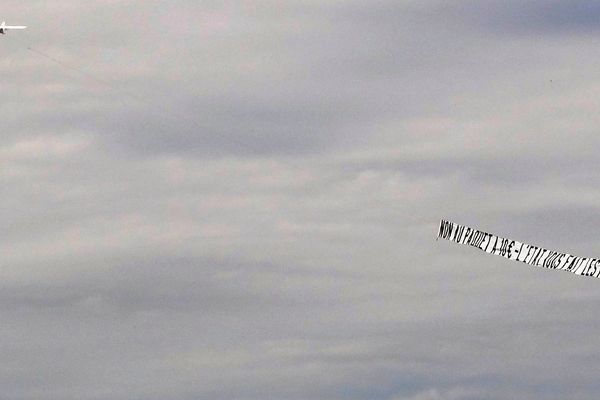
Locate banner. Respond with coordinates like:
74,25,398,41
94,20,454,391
438,219,600,278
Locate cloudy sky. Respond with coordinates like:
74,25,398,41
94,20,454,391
2,1,600,399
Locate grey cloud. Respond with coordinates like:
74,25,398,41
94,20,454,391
0,1,465,156
453,0,600,34
3,1,600,399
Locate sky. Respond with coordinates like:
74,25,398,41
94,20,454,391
2,1,600,399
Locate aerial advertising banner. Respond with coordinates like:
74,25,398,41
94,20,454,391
438,219,600,278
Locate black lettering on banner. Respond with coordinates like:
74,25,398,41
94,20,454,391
471,231,479,247
570,255,580,270
522,246,532,263
556,254,569,270
554,254,565,269
520,245,531,262
532,249,548,265
450,224,458,241
573,257,586,274
577,258,587,275
461,228,471,244
489,235,499,254
473,232,480,247
438,220,600,279
499,239,508,257
486,236,494,253
447,222,454,240
457,227,464,243
460,225,466,243
515,243,525,261
496,237,506,256
537,250,550,266
482,232,489,247
592,260,600,278
524,246,538,264
536,248,545,265
478,233,488,249
460,228,472,244
557,255,570,270
498,238,507,253
467,229,476,245
581,258,592,276
578,258,587,275
582,258,594,276
440,220,450,239
496,237,505,255
503,239,511,256
477,232,489,250
474,231,485,248
485,233,494,250
475,231,483,246
466,230,474,245
484,234,495,252
442,221,450,239
559,254,573,270
543,252,556,268
555,253,564,268
579,257,590,274
532,248,543,265
455,225,465,243
591,260,600,277
564,256,577,271
453,225,460,242
572,257,582,272
449,222,458,241
585,258,595,275
576,257,586,274
557,253,565,268
531,248,544,265
577,258,589,275
507,241,516,259
593,261,600,278
461,226,469,243
552,253,562,268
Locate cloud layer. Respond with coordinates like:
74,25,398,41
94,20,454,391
3,1,600,399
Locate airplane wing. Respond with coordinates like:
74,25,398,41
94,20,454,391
3,25,27,29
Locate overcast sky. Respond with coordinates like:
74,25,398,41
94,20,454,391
2,1,600,399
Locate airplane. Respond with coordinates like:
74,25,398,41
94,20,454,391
0,21,27,34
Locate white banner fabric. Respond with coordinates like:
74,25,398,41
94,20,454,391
438,219,600,278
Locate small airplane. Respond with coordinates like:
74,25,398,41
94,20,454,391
0,21,27,34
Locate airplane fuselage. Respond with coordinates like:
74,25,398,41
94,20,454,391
0,22,27,34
